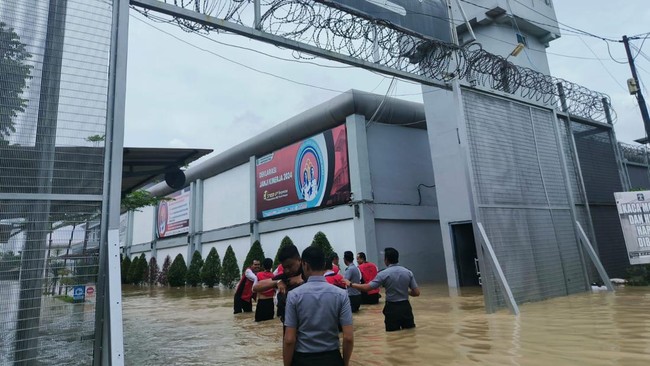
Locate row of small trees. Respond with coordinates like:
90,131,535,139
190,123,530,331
120,231,335,288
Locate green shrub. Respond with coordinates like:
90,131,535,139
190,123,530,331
221,245,240,289
158,255,171,286
121,256,131,284
168,254,187,287
127,255,142,285
148,257,160,286
626,264,650,286
311,231,334,259
201,247,222,288
274,236,294,268
186,250,204,287
242,240,265,273
139,254,149,285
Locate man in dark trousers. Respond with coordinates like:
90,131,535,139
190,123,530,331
343,251,362,313
345,247,420,332
283,246,353,366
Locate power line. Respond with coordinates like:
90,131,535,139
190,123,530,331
131,15,345,94
460,0,618,42
133,13,440,100
509,0,620,42
577,36,627,93
633,34,650,60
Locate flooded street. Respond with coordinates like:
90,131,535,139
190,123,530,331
122,284,650,365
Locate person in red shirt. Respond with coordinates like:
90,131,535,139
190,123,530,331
234,259,260,314
255,258,275,322
331,252,340,275
357,252,380,304
324,260,346,289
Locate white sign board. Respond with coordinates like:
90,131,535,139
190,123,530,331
156,187,191,238
614,191,650,265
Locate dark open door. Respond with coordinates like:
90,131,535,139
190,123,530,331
451,223,480,287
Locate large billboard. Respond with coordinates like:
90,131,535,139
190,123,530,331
614,191,650,265
316,0,451,42
157,187,191,238
256,125,351,219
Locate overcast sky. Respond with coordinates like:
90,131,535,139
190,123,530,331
124,0,650,161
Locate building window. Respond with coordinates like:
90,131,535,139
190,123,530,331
516,33,528,48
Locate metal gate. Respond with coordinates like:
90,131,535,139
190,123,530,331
461,89,589,313
0,0,123,364
564,116,629,278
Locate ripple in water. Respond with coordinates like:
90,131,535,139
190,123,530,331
122,284,650,365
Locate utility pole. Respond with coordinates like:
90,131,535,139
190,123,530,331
623,35,650,138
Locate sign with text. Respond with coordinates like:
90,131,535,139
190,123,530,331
316,0,451,42
157,187,191,238
256,124,351,219
615,191,650,265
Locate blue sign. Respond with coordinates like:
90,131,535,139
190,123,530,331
73,285,86,302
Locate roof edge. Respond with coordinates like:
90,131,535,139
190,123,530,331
149,89,425,197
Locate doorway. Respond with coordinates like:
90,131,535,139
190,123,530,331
451,222,481,287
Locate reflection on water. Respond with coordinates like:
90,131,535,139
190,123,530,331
123,284,650,365
1,280,96,365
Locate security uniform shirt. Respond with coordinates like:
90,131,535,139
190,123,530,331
284,276,352,353
369,264,418,302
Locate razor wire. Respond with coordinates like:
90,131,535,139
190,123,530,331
132,0,614,122
619,142,649,165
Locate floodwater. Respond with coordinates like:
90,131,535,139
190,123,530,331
122,284,650,366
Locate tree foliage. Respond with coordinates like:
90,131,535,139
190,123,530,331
121,190,171,212
148,256,159,286
201,247,221,288
186,250,204,287
120,254,130,284
311,231,334,259
221,245,240,289
158,255,171,286
168,254,187,287
242,240,265,273
127,254,146,285
274,236,294,268
0,22,32,144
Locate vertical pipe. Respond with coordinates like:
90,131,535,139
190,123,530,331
254,0,261,30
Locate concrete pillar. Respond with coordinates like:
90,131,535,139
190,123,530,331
346,114,379,264
421,82,472,290
250,156,260,246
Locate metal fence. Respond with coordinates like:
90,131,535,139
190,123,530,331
462,89,589,313
619,142,650,190
0,0,114,364
568,119,629,279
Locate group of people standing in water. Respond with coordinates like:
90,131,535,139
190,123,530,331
233,244,420,366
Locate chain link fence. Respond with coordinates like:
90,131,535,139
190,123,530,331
0,0,113,363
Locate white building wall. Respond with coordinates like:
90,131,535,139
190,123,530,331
471,24,552,75
202,163,250,231
202,236,251,269
260,220,355,261
156,246,186,263
132,206,153,244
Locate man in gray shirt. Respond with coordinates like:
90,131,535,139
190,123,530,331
343,251,362,313
345,247,420,332
284,246,354,366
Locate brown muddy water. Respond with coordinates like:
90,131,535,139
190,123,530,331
122,284,650,365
